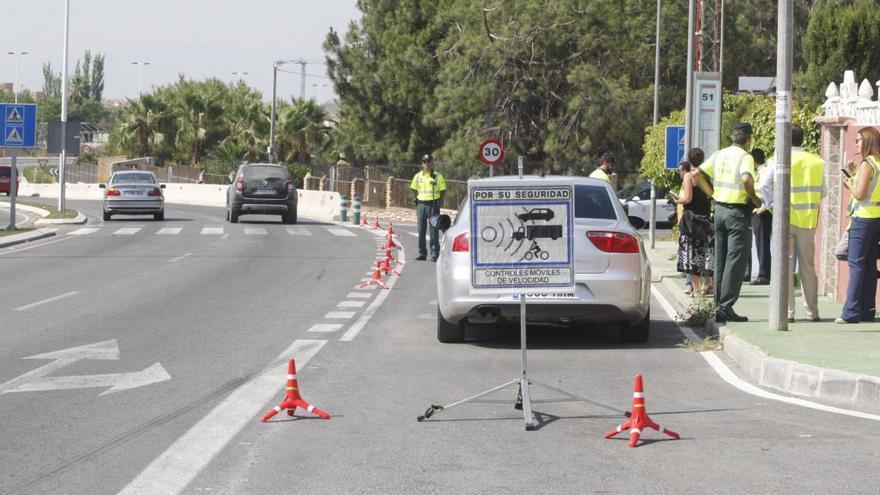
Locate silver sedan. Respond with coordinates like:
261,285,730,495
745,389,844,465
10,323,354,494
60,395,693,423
100,171,166,221
435,176,651,343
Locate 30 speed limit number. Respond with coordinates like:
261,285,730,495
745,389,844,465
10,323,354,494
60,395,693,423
479,139,505,166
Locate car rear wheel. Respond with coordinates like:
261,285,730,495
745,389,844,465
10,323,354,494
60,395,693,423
283,209,297,224
621,309,650,343
437,307,465,343
154,211,164,221
229,208,240,223
103,211,111,221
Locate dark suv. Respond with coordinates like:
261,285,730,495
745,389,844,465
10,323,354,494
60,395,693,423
226,163,298,224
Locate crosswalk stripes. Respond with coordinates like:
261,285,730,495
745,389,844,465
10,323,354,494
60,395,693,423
327,228,357,237
156,227,182,235
286,227,312,236
62,225,371,238
67,227,100,236
113,227,142,235
201,226,224,235
244,227,268,235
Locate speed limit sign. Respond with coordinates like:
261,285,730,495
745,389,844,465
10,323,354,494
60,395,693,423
479,139,505,166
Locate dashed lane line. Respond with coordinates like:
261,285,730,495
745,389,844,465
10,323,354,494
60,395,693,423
168,253,193,263
13,291,80,311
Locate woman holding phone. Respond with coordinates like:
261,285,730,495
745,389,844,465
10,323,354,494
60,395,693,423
838,127,880,323
675,154,714,297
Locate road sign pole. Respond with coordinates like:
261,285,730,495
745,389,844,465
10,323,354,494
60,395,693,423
684,0,695,151
649,0,662,250
519,293,537,430
58,0,71,213
8,149,17,231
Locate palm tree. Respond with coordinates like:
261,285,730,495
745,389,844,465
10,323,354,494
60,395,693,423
117,94,173,157
279,98,329,164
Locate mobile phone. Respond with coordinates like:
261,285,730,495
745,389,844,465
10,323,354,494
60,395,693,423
841,168,852,179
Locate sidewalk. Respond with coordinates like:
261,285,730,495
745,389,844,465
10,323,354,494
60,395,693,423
646,237,880,414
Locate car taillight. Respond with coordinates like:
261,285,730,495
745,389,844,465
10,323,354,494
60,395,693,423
236,178,243,192
106,187,120,196
286,181,294,193
587,231,640,253
147,187,162,197
452,233,470,252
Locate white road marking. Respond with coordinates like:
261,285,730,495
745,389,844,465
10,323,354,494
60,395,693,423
346,292,372,299
341,242,406,341
327,228,356,237
221,233,230,240
419,314,436,320
244,227,267,235
201,226,224,235
325,311,356,319
286,227,311,236
354,285,376,290
307,323,343,333
68,227,100,236
119,340,326,495
651,284,880,422
14,291,79,311
338,300,365,308
113,227,142,235
157,227,182,235
168,253,193,263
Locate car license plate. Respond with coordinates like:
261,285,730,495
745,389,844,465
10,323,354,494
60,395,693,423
255,188,276,195
123,190,144,196
513,292,577,300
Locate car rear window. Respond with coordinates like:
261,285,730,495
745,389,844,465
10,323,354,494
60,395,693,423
244,166,290,182
112,173,156,184
575,184,617,220
0,167,10,177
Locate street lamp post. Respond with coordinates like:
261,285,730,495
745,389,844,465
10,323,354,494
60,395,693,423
131,61,151,95
59,0,70,213
649,0,662,249
269,59,300,163
232,71,249,83
6,51,29,103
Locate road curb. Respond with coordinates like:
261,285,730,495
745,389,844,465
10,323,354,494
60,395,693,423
34,212,87,225
0,202,51,217
658,272,880,413
0,228,57,248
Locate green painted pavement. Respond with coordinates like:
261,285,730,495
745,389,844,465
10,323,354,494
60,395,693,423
646,238,880,378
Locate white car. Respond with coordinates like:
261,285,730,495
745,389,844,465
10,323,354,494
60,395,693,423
434,175,651,343
618,181,675,229
100,171,165,221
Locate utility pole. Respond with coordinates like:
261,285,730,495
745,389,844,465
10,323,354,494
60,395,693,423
269,61,278,163
299,60,307,100
649,0,662,249
131,61,150,95
769,0,793,331
7,51,28,103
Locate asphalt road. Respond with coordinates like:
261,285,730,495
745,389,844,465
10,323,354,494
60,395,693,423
1,201,879,494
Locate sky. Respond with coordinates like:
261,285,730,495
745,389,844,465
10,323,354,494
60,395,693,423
1,0,362,103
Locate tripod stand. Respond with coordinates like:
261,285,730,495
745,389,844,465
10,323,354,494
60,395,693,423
418,294,538,430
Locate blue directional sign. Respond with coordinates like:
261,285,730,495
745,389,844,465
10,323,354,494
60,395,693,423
0,103,37,148
665,125,686,169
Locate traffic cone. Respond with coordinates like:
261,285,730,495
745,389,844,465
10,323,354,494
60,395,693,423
359,267,389,289
261,359,330,422
387,222,395,236
380,257,400,276
604,374,679,448
373,216,382,230
361,216,370,228
384,236,402,251
385,248,403,266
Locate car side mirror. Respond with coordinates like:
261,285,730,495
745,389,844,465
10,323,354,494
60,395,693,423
436,214,452,232
160,184,166,189
99,184,106,188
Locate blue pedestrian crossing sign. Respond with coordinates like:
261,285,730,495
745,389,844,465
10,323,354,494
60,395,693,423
665,125,686,169
0,103,37,148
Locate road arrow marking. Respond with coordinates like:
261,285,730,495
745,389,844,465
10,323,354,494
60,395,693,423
0,339,171,396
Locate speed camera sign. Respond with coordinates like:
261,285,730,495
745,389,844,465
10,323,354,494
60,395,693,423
479,139,505,166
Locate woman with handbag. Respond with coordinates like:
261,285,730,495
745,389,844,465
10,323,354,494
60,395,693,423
675,160,714,296
838,127,880,323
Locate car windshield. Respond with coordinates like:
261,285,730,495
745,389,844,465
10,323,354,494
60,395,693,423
617,182,648,200
244,166,289,183
112,173,156,184
575,184,617,220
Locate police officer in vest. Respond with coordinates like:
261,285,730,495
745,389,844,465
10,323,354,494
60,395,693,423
411,154,447,261
762,125,825,322
589,152,616,184
695,123,762,322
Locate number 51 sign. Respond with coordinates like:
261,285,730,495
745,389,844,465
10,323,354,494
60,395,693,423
479,139,505,166
691,71,722,157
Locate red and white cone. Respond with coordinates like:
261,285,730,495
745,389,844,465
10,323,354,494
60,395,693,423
359,267,389,289
261,359,330,422
380,257,400,276
387,222,395,236
361,216,370,228
384,248,403,266
384,236,402,251
373,216,382,230
604,374,680,448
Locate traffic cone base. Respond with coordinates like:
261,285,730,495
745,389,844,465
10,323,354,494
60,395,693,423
261,359,330,422
605,374,679,448
359,268,389,289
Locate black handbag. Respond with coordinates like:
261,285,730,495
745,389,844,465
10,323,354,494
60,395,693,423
680,210,712,241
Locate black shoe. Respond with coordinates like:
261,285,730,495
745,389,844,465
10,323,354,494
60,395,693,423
415,255,427,261
750,278,770,286
810,316,821,322
717,309,748,323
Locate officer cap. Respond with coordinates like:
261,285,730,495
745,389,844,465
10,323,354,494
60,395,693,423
421,154,432,163
731,122,753,139
600,152,617,166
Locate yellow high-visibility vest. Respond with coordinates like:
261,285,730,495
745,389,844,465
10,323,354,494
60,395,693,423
853,156,880,219
699,145,755,204
410,170,446,201
788,150,825,229
589,168,611,183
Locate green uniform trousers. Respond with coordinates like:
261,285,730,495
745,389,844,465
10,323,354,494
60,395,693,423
714,203,751,314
